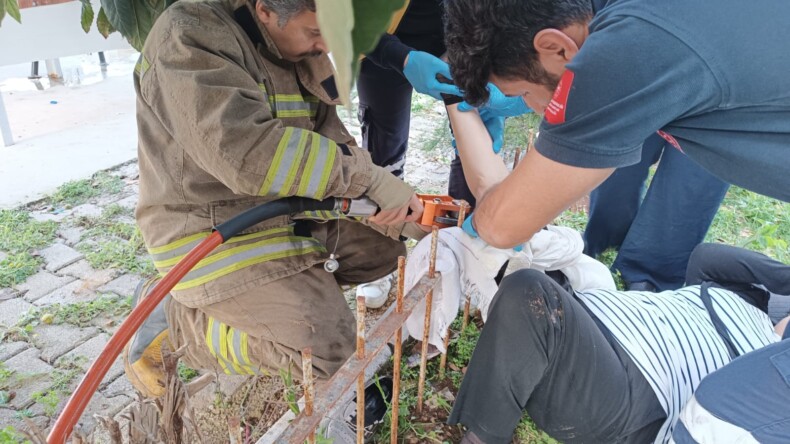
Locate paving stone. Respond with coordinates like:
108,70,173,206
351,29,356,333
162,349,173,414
57,333,125,383
59,260,117,288
39,243,84,273
0,298,35,328
79,392,134,435
36,324,99,363
34,279,99,306
17,271,76,302
0,251,6,261
0,409,49,437
0,341,28,361
71,203,104,219
103,373,134,397
30,211,69,223
4,348,55,409
57,225,85,246
113,194,138,210
99,274,142,298
0,286,19,301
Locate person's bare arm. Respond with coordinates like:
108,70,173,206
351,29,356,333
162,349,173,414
474,149,614,248
446,104,509,200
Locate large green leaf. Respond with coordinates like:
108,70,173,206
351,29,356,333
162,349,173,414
100,0,177,50
2,0,21,25
80,0,95,33
96,6,116,38
317,0,407,106
315,0,355,106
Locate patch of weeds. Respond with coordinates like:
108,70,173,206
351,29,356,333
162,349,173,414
0,210,58,253
421,121,453,156
79,228,156,276
0,362,15,404
515,415,557,444
0,425,30,444
178,361,200,383
31,389,60,416
0,253,42,288
278,367,301,415
553,208,588,233
7,295,132,337
13,409,34,419
502,113,541,153
49,171,125,207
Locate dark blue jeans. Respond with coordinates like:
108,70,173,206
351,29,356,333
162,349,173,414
584,133,730,290
356,35,475,204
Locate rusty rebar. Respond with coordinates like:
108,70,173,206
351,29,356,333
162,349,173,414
462,295,471,330
528,128,535,152
438,327,451,379
390,256,406,444
356,296,366,444
274,274,440,443
301,348,315,444
417,227,440,413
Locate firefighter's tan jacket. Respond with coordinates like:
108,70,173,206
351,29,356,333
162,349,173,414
135,0,382,307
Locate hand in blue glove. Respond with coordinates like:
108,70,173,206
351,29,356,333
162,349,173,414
462,213,523,252
457,82,531,117
403,51,462,101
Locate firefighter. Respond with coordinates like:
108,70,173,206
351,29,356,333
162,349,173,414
124,0,427,400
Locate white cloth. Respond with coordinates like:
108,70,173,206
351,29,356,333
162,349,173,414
403,226,615,351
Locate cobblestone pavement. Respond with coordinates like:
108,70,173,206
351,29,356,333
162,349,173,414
0,93,459,440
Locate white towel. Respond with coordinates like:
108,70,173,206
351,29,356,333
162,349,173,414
403,226,615,351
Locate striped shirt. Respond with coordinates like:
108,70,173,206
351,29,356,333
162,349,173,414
575,286,780,444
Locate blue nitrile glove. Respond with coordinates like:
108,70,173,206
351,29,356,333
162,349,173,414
458,82,531,117
403,51,463,101
462,213,523,252
478,108,505,154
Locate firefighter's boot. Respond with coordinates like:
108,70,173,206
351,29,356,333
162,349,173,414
123,278,172,398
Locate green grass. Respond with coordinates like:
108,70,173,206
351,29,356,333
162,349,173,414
0,209,57,288
0,426,30,444
706,186,789,262
6,295,132,339
177,362,200,383
49,171,124,207
78,228,155,276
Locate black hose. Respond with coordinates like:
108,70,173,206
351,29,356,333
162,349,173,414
213,197,337,241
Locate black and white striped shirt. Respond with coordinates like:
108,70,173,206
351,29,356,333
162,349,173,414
575,286,780,444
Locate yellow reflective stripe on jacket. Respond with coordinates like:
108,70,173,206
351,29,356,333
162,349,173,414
229,329,260,375
298,134,336,199
259,127,307,196
172,237,324,290
269,94,319,119
150,227,290,268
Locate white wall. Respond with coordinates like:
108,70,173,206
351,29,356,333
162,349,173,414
0,0,131,67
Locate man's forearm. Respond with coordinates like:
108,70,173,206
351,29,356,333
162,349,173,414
474,147,614,248
446,104,509,200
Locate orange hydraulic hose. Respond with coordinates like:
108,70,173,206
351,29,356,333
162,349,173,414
47,231,224,444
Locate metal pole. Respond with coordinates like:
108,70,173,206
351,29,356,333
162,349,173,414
417,227,439,413
390,256,405,444
0,92,13,147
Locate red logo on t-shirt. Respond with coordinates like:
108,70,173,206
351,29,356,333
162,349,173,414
545,70,575,125
656,130,684,153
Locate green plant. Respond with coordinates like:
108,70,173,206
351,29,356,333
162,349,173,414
177,361,200,383
279,367,301,416
32,389,60,416
0,253,42,288
49,172,124,207
0,425,30,444
79,228,156,276
0,210,58,253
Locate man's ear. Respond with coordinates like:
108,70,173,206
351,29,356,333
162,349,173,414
534,29,580,73
255,0,277,26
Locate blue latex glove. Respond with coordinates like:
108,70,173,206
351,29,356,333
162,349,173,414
403,51,463,101
457,82,531,117
462,213,523,252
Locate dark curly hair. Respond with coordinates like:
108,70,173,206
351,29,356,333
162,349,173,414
444,0,592,106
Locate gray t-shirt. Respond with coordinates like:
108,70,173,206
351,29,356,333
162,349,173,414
536,0,790,202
